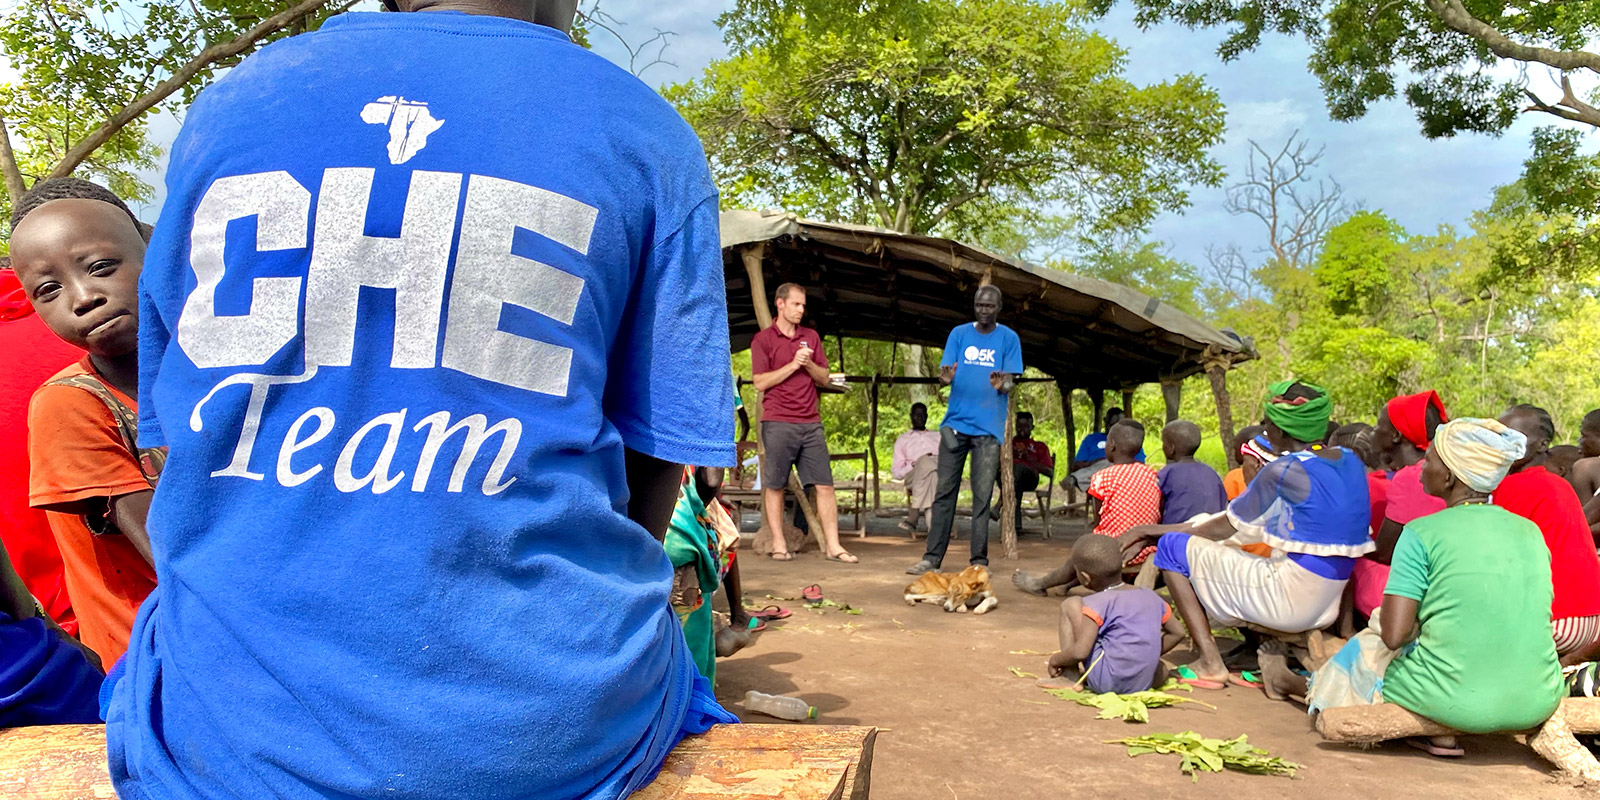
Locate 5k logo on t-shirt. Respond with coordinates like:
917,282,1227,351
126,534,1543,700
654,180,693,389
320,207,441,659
963,345,997,368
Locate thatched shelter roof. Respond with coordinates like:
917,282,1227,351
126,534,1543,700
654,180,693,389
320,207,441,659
720,209,1253,389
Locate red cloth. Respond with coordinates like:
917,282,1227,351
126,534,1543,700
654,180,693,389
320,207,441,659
750,324,828,423
1088,463,1162,564
0,271,83,634
1493,466,1600,620
1366,471,1390,537
1385,390,1447,451
1013,438,1054,473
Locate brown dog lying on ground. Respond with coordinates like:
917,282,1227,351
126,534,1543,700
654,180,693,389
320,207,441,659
904,565,998,614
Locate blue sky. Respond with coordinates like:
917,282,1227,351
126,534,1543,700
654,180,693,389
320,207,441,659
135,0,1588,270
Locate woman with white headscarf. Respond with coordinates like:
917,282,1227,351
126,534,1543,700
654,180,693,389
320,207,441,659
1261,418,1564,757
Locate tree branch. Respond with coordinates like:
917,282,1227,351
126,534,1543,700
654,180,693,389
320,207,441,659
1424,0,1600,75
1521,76,1600,128
0,117,27,209
47,0,335,181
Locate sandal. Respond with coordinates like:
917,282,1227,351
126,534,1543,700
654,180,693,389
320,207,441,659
745,617,769,633
1228,671,1263,689
1173,665,1227,690
896,521,917,534
801,584,824,603
826,551,860,564
770,552,794,561
751,605,792,621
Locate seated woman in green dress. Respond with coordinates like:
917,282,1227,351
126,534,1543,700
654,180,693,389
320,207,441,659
1261,417,1564,758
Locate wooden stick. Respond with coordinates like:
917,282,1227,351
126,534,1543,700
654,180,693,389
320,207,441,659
1001,389,1019,560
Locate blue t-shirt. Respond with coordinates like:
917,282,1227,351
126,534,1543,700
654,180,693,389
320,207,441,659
1073,432,1144,464
939,323,1022,439
122,13,736,800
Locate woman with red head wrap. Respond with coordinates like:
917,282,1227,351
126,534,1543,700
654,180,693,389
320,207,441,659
1357,391,1450,622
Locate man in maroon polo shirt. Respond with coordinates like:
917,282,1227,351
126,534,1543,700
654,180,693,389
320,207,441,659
750,284,857,563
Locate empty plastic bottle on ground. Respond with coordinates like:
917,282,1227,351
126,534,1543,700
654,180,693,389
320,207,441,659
744,691,817,721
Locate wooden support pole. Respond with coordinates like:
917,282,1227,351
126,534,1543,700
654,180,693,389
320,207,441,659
740,244,773,330
1206,360,1238,469
1121,389,1135,418
1057,379,1078,508
1092,391,1105,433
868,377,881,512
1001,388,1019,559
1160,380,1181,424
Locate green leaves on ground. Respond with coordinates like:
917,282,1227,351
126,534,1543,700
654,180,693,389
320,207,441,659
1108,732,1299,781
1042,685,1214,723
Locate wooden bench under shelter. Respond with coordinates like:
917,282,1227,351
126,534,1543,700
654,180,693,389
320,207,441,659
0,724,877,800
720,208,1257,559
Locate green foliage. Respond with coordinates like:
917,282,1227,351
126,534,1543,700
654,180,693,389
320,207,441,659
1108,732,1299,781
1314,211,1404,316
1043,682,1215,723
666,0,1225,238
1090,0,1600,137
1065,242,1205,316
0,0,349,227
1525,128,1600,217
1087,0,1600,213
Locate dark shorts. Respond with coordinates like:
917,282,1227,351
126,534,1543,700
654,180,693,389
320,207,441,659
762,422,833,488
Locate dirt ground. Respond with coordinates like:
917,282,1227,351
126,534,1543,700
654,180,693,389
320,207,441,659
714,513,1587,800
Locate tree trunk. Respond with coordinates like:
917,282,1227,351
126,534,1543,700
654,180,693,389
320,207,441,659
1160,380,1182,424
868,378,881,512
1000,390,1019,559
1317,697,1600,780
1057,379,1078,508
903,344,932,404
1207,365,1238,469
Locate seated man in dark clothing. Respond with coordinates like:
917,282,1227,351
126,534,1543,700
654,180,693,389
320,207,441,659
1008,411,1054,523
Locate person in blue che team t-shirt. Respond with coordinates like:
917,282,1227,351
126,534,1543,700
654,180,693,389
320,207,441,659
114,0,740,798
907,286,1023,575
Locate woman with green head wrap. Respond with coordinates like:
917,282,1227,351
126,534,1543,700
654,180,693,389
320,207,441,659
1118,380,1373,690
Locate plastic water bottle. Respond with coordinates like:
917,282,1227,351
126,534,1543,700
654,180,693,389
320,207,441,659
744,690,817,721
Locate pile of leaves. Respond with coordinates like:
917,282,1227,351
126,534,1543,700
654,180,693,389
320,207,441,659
1042,682,1214,723
1108,732,1299,781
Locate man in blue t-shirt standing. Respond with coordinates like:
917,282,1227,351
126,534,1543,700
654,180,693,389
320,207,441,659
908,286,1023,575
116,1,739,799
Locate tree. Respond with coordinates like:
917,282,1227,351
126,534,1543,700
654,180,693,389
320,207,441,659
665,0,1226,241
1091,1,1600,213
1314,210,1406,316
1066,241,1204,316
0,0,359,219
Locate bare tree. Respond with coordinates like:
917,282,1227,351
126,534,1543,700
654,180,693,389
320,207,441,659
575,1,676,79
1224,131,1352,270
1204,243,1257,305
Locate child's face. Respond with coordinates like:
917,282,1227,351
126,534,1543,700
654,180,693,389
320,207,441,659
10,199,145,357
1161,431,1178,461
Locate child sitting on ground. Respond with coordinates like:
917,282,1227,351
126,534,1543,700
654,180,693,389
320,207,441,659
1010,421,1161,596
11,179,159,668
1039,534,1185,693
1088,420,1162,563
1156,420,1227,525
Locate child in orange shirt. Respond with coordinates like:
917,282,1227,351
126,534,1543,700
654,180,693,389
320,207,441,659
12,179,160,667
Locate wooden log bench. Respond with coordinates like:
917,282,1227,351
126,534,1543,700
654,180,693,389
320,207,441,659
0,723,877,800
1316,697,1600,781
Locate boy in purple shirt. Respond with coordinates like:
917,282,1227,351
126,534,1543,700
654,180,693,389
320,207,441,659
1157,420,1228,525
1038,534,1185,694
